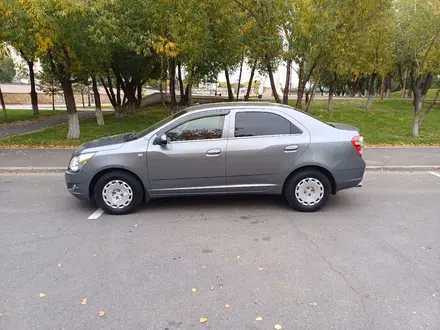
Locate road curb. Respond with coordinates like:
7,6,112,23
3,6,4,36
1,166,439,174
0,167,66,173
366,166,440,172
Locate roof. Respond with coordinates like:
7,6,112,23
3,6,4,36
187,101,294,112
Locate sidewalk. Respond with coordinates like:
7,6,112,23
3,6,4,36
0,112,95,139
0,147,439,172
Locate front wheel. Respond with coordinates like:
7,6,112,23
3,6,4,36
94,171,144,215
284,170,331,212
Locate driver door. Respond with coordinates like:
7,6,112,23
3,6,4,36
147,113,229,196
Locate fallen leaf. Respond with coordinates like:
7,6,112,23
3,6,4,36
210,286,214,290
256,316,263,321
0,312,4,316
309,302,317,306
192,288,197,292
134,224,138,227
274,324,282,330
258,267,264,271
39,293,46,298
92,254,97,257
98,311,105,317
199,317,208,323
237,256,240,259
201,265,207,269
81,298,87,305
224,304,230,308
58,263,61,268
219,284,223,288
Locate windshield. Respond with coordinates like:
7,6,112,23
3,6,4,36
133,110,187,138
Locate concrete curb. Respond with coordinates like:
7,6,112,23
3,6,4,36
1,166,440,174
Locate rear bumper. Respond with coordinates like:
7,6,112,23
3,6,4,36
65,170,94,201
334,167,366,192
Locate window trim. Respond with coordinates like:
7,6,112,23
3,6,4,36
164,114,228,144
231,110,303,139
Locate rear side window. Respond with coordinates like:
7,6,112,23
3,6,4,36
234,112,301,137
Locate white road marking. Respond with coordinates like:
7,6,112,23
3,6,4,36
87,208,104,220
429,171,440,179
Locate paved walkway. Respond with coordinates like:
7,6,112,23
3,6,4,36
0,147,439,170
0,112,95,138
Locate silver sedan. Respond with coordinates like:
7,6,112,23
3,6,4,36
65,102,365,214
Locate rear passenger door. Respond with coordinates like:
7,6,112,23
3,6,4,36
225,110,310,192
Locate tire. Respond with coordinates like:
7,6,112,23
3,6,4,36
94,171,144,215
284,170,331,212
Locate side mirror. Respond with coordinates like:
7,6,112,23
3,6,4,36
155,133,168,145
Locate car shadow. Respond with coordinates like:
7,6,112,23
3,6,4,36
145,194,288,211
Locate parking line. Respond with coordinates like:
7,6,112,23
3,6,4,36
429,171,440,179
87,208,104,220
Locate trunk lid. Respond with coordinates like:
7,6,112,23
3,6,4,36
327,122,359,133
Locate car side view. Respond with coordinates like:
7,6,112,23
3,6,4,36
65,102,366,215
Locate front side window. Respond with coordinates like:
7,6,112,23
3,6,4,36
235,112,301,137
167,116,225,142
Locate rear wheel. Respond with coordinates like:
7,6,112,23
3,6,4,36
284,170,331,212
94,171,144,215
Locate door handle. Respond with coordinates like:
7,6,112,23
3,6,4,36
206,148,222,156
284,145,299,152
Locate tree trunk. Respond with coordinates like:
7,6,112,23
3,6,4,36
115,75,124,118
402,70,408,98
380,75,386,100
296,63,304,110
305,77,320,113
386,73,392,98
52,91,55,111
61,78,80,139
169,57,177,108
419,88,440,127
328,87,334,111
87,85,91,107
236,54,244,101
27,61,39,116
283,59,292,104
397,64,404,91
92,76,104,126
177,61,184,100
267,60,281,103
224,66,234,101
366,72,377,110
245,61,256,100
187,71,193,106
0,87,7,121
411,78,423,137
81,90,85,108
137,84,142,108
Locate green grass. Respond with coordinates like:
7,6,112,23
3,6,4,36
0,100,439,147
1,110,65,124
389,88,438,99
0,106,167,148
294,99,440,145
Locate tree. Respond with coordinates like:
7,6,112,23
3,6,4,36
4,0,41,115
394,0,440,137
0,56,15,83
36,63,62,111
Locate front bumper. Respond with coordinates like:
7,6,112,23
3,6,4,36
65,170,94,200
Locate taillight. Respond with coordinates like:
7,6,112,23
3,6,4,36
351,136,364,157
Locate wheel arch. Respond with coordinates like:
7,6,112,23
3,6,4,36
89,167,146,200
283,165,337,195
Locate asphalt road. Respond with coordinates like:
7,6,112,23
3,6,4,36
1,172,440,330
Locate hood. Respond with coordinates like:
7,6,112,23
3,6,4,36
327,122,359,133
75,133,127,155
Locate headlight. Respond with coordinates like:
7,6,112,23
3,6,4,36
69,153,95,172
